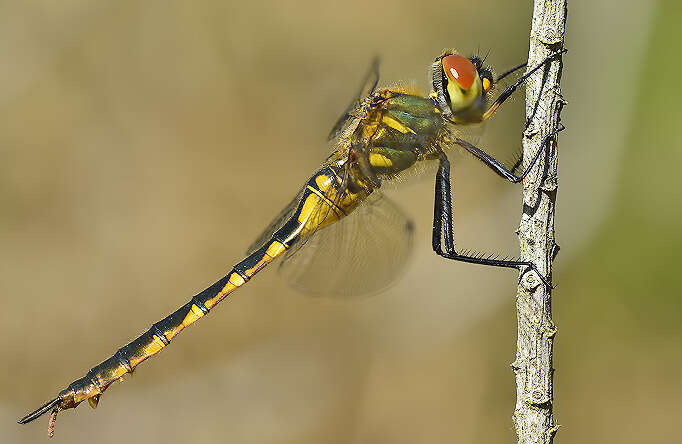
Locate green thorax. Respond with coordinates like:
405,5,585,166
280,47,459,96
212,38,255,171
363,91,445,178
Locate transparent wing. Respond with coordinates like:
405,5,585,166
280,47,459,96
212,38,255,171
328,57,380,141
279,191,414,298
246,187,305,255
377,156,440,189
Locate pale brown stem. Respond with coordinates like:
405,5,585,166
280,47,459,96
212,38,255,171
512,1,566,443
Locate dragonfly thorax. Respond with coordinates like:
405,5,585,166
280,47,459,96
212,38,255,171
355,90,445,182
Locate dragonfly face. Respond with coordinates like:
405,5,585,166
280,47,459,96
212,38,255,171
432,51,495,123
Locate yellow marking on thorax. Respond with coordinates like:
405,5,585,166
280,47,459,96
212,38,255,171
382,115,415,134
373,126,388,139
369,153,392,168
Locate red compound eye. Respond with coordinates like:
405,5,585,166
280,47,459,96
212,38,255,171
442,54,476,90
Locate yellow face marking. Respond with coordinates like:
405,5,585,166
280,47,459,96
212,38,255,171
382,115,415,134
369,153,392,168
446,74,482,112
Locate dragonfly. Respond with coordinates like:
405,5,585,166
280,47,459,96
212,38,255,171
19,48,564,436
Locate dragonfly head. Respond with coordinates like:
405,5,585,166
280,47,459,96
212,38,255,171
432,51,494,123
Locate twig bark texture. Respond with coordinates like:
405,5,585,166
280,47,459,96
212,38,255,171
513,1,566,443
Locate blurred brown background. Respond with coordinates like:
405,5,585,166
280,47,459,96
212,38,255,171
2,1,681,443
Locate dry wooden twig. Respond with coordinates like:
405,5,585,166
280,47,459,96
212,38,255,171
512,1,566,443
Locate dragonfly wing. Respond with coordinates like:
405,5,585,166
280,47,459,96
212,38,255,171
328,57,380,141
279,191,414,297
246,187,305,255
376,156,440,189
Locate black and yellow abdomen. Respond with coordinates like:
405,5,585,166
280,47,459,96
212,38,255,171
19,89,433,428
23,162,373,419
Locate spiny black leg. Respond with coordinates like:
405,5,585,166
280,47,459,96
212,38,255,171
479,50,559,176
432,154,454,255
482,49,566,121
510,153,524,175
328,57,380,141
496,61,528,82
511,61,551,174
524,62,550,131
349,118,382,188
453,124,565,183
431,152,551,288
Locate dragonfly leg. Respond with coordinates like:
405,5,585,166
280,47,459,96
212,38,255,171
350,124,382,188
452,123,565,183
431,152,552,288
481,49,566,121
509,62,551,174
328,56,380,141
